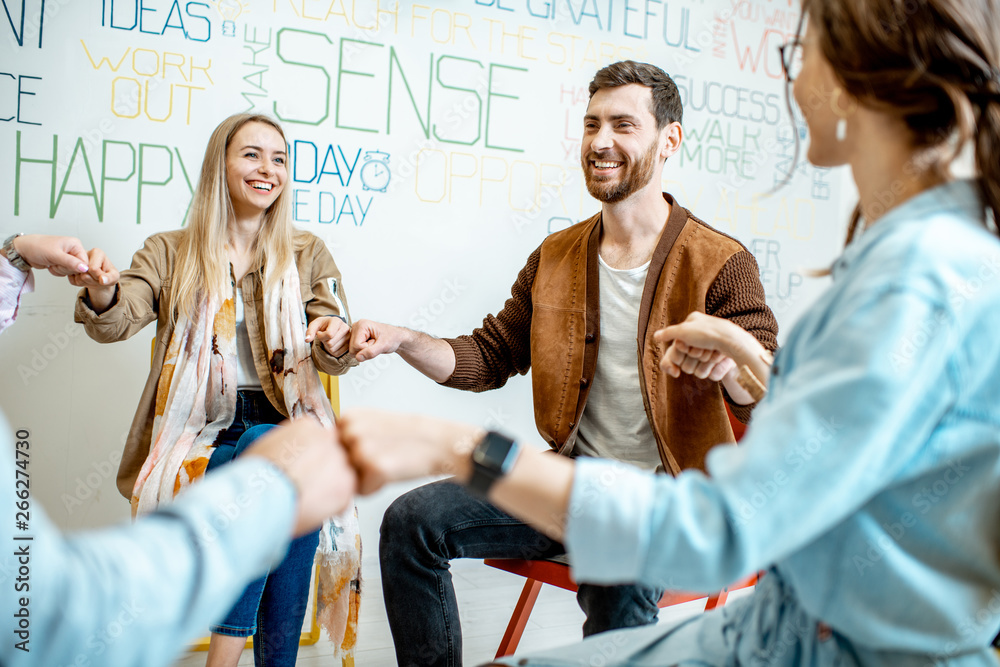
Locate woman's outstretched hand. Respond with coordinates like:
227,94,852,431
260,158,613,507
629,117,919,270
67,247,121,314
338,408,481,495
654,311,772,404
11,234,89,276
245,419,357,536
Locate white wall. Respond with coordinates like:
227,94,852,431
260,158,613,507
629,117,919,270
1,0,849,561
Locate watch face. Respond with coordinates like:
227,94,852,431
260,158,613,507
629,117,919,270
472,439,496,465
474,432,516,468
468,432,518,498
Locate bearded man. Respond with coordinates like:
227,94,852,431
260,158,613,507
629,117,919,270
349,60,778,667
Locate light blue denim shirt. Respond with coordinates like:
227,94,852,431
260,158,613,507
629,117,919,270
0,411,296,667
566,180,1000,660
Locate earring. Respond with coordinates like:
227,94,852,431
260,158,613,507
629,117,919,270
830,88,857,143
836,118,847,141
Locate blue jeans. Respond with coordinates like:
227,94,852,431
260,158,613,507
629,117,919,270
205,391,320,667
496,570,1000,667
379,480,664,667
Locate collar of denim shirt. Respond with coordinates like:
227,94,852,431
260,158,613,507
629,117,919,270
832,179,987,279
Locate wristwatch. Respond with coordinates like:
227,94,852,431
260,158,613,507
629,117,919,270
467,431,521,499
2,233,29,273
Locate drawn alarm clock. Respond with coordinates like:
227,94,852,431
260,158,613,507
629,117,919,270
360,150,391,193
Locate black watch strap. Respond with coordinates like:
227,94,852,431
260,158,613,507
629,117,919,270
467,431,520,499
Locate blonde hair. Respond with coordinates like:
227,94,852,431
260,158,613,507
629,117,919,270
170,113,298,323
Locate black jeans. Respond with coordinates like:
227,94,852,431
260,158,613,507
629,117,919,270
379,479,664,667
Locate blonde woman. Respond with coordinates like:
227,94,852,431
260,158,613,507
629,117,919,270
73,114,359,667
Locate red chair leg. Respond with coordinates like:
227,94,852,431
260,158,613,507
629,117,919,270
495,578,543,658
704,588,729,610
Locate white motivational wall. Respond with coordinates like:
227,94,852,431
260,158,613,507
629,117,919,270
0,0,850,550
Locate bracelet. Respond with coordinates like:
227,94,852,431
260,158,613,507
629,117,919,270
735,365,768,402
734,350,774,402
2,233,29,273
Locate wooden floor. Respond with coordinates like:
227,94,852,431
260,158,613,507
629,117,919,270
171,556,753,666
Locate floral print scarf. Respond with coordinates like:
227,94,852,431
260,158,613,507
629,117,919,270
131,263,361,661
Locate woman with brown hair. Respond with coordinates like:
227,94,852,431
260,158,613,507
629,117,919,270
73,113,360,667
338,0,1000,664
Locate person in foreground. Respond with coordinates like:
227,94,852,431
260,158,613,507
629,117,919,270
73,113,360,666
340,0,1000,664
350,60,776,665
0,234,357,667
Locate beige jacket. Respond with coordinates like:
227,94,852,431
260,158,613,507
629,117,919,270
75,229,357,499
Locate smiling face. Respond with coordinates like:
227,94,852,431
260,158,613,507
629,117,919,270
225,121,287,220
581,84,668,204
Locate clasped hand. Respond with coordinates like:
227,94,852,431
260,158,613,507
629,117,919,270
11,234,116,284
242,411,480,536
654,311,740,381
306,316,350,357
653,311,771,405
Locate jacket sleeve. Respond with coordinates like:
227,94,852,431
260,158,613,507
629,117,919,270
303,237,358,376
1,421,296,667
704,250,779,424
0,256,32,335
441,247,539,392
74,236,162,343
564,284,957,593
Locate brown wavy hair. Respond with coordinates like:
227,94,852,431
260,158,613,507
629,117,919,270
589,60,684,128
803,0,1000,242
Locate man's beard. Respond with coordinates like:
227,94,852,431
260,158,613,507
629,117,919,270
581,140,659,203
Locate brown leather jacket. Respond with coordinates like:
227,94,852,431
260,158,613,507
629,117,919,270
444,194,778,474
75,229,357,498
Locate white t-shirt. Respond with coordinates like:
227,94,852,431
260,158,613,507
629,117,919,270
235,288,262,390
572,255,661,470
